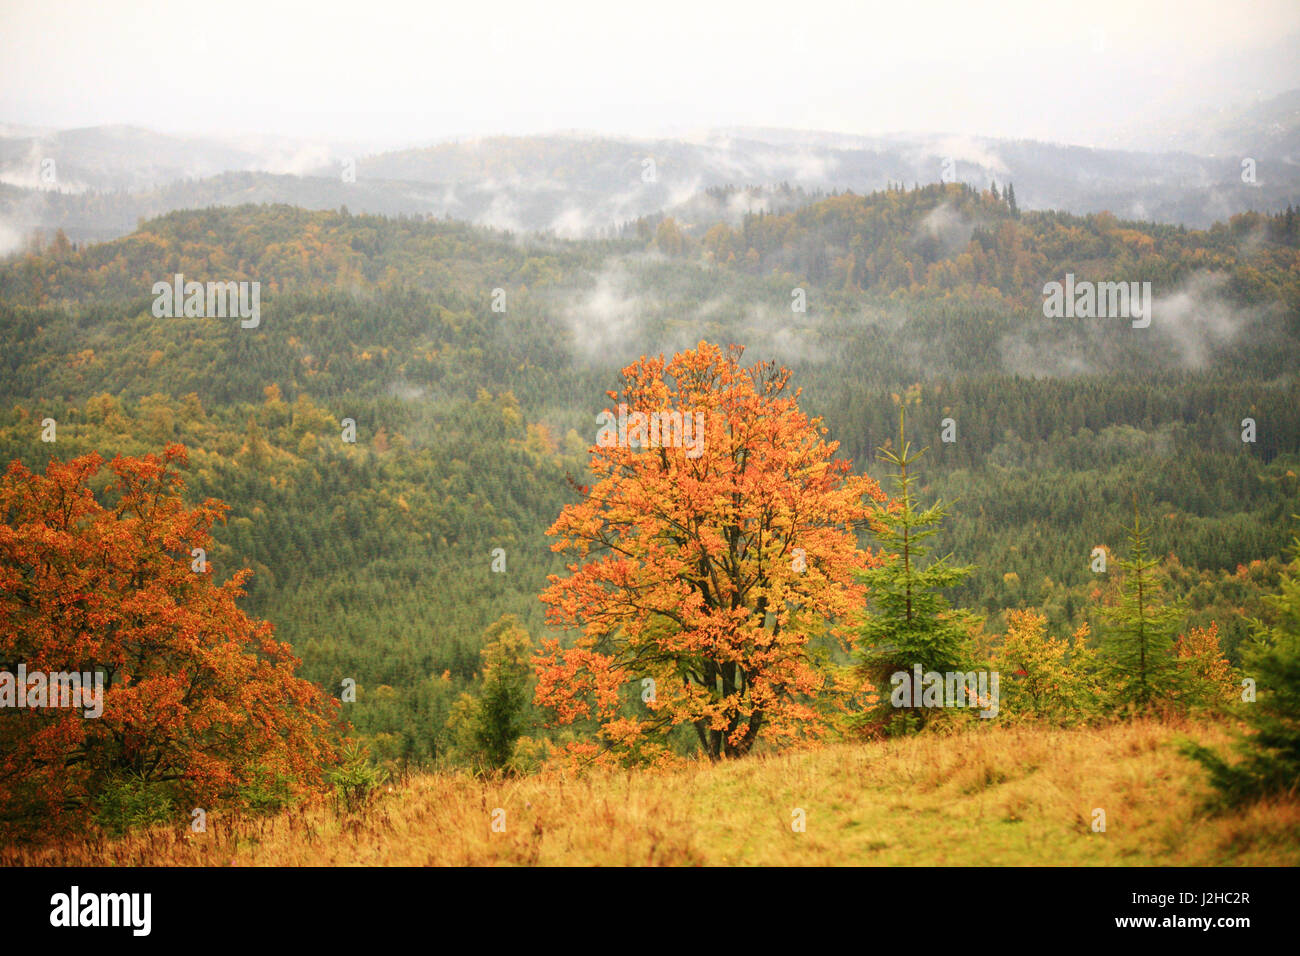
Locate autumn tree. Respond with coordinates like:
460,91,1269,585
997,609,1096,724
854,406,977,733
0,446,338,834
535,342,885,764
1174,622,1238,710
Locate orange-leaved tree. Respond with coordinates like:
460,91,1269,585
0,445,338,834
536,342,886,764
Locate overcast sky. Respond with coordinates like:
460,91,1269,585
2,0,1299,149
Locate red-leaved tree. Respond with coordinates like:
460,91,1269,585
0,445,338,833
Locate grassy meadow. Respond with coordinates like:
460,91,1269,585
6,718,1296,867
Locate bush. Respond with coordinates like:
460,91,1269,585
236,765,296,814
328,743,388,814
997,610,1098,725
93,772,176,835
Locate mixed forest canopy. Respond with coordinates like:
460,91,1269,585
1,181,1297,784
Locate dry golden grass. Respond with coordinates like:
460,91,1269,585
5,718,1297,866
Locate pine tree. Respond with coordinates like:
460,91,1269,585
1098,506,1185,712
855,406,976,733
449,616,534,772
475,623,533,770
1005,182,1018,217
1185,530,1300,804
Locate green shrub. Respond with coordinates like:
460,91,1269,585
93,772,176,835
328,743,388,814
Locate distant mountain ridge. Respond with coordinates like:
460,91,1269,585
2,95,1299,251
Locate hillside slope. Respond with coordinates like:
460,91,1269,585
1,195,1297,766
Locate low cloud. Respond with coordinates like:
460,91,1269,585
260,142,336,176
1151,270,1263,369
560,259,655,360
0,218,25,257
916,201,975,253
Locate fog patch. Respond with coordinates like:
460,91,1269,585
931,135,1010,176
0,138,90,193
548,206,595,239
387,382,428,402
1151,271,1261,369
0,218,25,257
560,259,656,360
262,142,336,176
916,202,975,254
998,331,1096,377
477,189,527,233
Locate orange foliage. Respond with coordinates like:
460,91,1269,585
1174,621,1237,707
535,342,885,762
0,445,338,834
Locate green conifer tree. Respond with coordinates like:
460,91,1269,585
449,616,534,771
855,406,976,733
1098,505,1185,712
1185,529,1300,804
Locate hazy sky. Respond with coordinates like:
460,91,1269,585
2,0,1299,148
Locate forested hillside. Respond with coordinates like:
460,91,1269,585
2,184,1298,767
